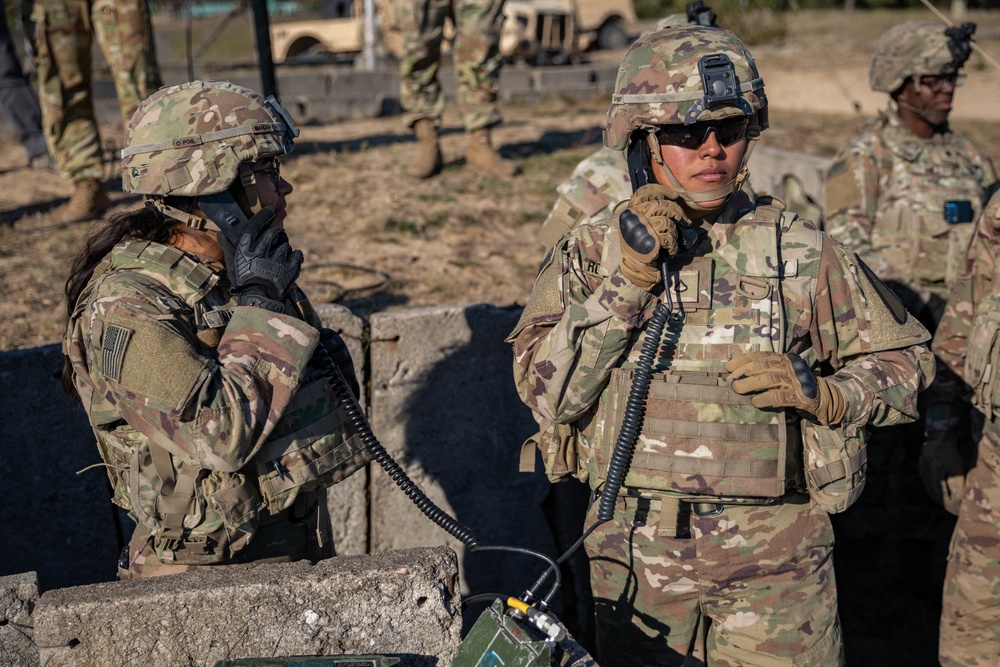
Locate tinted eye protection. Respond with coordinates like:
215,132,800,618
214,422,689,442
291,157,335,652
655,117,749,150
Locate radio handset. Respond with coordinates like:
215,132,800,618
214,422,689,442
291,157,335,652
626,139,655,192
197,190,252,248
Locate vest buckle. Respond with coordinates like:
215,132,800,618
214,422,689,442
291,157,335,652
691,502,724,517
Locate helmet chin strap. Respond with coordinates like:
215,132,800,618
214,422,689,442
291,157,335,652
646,130,757,213
146,163,262,237
894,94,948,128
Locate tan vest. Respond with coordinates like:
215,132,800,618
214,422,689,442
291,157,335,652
591,206,815,501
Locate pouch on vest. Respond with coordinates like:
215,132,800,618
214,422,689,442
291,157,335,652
254,366,372,513
519,418,587,484
593,368,793,500
801,419,868,513
101,429,262,565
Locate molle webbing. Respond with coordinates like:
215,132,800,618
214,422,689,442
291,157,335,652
117,241,217,296
149,443,198,542
597,368,788,499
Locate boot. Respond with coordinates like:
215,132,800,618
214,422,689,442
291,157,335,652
406,118,443,179
63,178,110,224
465,127,518,177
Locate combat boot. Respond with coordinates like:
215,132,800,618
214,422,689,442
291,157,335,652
465,128,518,177
406,119,443,179
63,178,110,224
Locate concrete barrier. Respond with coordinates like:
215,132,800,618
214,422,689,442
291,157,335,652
34,546,461,667
367,306,557,610
0,572,39,667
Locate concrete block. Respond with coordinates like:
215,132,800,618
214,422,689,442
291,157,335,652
367,305,555,610
315,303,370,557
748,146,832,213
0,346,120,591
34,547,461,667
0,572,39,667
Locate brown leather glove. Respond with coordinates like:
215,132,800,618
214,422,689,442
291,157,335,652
616,185,685,292
725,351,847,426
919,430,966,516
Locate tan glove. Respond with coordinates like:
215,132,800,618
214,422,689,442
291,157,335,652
725,351,847,426
919,430,966,516
616,185,685,292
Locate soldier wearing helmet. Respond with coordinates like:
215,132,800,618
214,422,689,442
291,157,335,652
509,25,934,666
536,2,720,249
62,81,369,578
822,22,997,620
824,20,995,332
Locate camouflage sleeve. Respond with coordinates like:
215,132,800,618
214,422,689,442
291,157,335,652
804,236,935,428
509,223,655,423
88,276,321,472
822,135,898,280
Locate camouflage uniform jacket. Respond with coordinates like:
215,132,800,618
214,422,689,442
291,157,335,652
823,108,996,319
536,147,632,248
928,191,1000,435
64,239,368,564
510,192,935,494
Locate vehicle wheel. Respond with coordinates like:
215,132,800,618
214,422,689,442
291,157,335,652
597,19,629,50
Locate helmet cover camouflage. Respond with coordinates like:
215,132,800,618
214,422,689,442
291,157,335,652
869,20,976,94
121,80,299,198
604,25,766,151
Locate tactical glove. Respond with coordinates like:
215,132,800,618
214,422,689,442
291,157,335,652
616,185,685,292
220,206,303,313
319,327,361,399
725,351,847,426
919,430,966,516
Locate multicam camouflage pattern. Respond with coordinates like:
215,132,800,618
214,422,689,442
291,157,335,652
604,26,766,151
929,192,1000,666
536,147,632,248
34,0,161,182
869,20,974,94
823,110,995,327
396,0,505,131
508,190,934,664
64,239,369,574
122,80,297,197
584,498,842,667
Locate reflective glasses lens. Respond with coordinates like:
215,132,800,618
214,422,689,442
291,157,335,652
655,117,749,149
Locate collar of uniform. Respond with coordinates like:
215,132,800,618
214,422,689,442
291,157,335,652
107,239,221,307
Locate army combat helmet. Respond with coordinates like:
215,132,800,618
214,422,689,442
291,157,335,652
121,80,299,231
870,20,975,95
604,25,766,210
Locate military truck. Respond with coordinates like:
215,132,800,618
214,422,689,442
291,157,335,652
270,0,579,65
270,1,364,64
574,0,637,50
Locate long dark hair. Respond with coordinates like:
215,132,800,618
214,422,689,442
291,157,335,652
62,205,177,401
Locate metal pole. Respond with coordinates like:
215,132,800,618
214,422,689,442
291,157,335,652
250,0,279,98
362,0,376,71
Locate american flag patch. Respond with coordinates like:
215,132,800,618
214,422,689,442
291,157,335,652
102,324,133,381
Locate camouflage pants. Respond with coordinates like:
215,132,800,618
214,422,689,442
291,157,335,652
940,431,1000,667
584,495,844,667
396,0,504,131
33,0,160,182
119,494,333,579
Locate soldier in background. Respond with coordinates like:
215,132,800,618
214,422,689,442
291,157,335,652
396,0,517,179
0,5,50,169
63,81,368,577
510,25,933,666
925,190,1000,666
34,0,162,223
821,21,996,626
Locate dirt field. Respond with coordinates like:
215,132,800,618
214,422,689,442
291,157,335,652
1,8,999,352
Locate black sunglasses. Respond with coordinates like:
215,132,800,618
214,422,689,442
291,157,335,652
655,117,749,150
253,159,281,187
